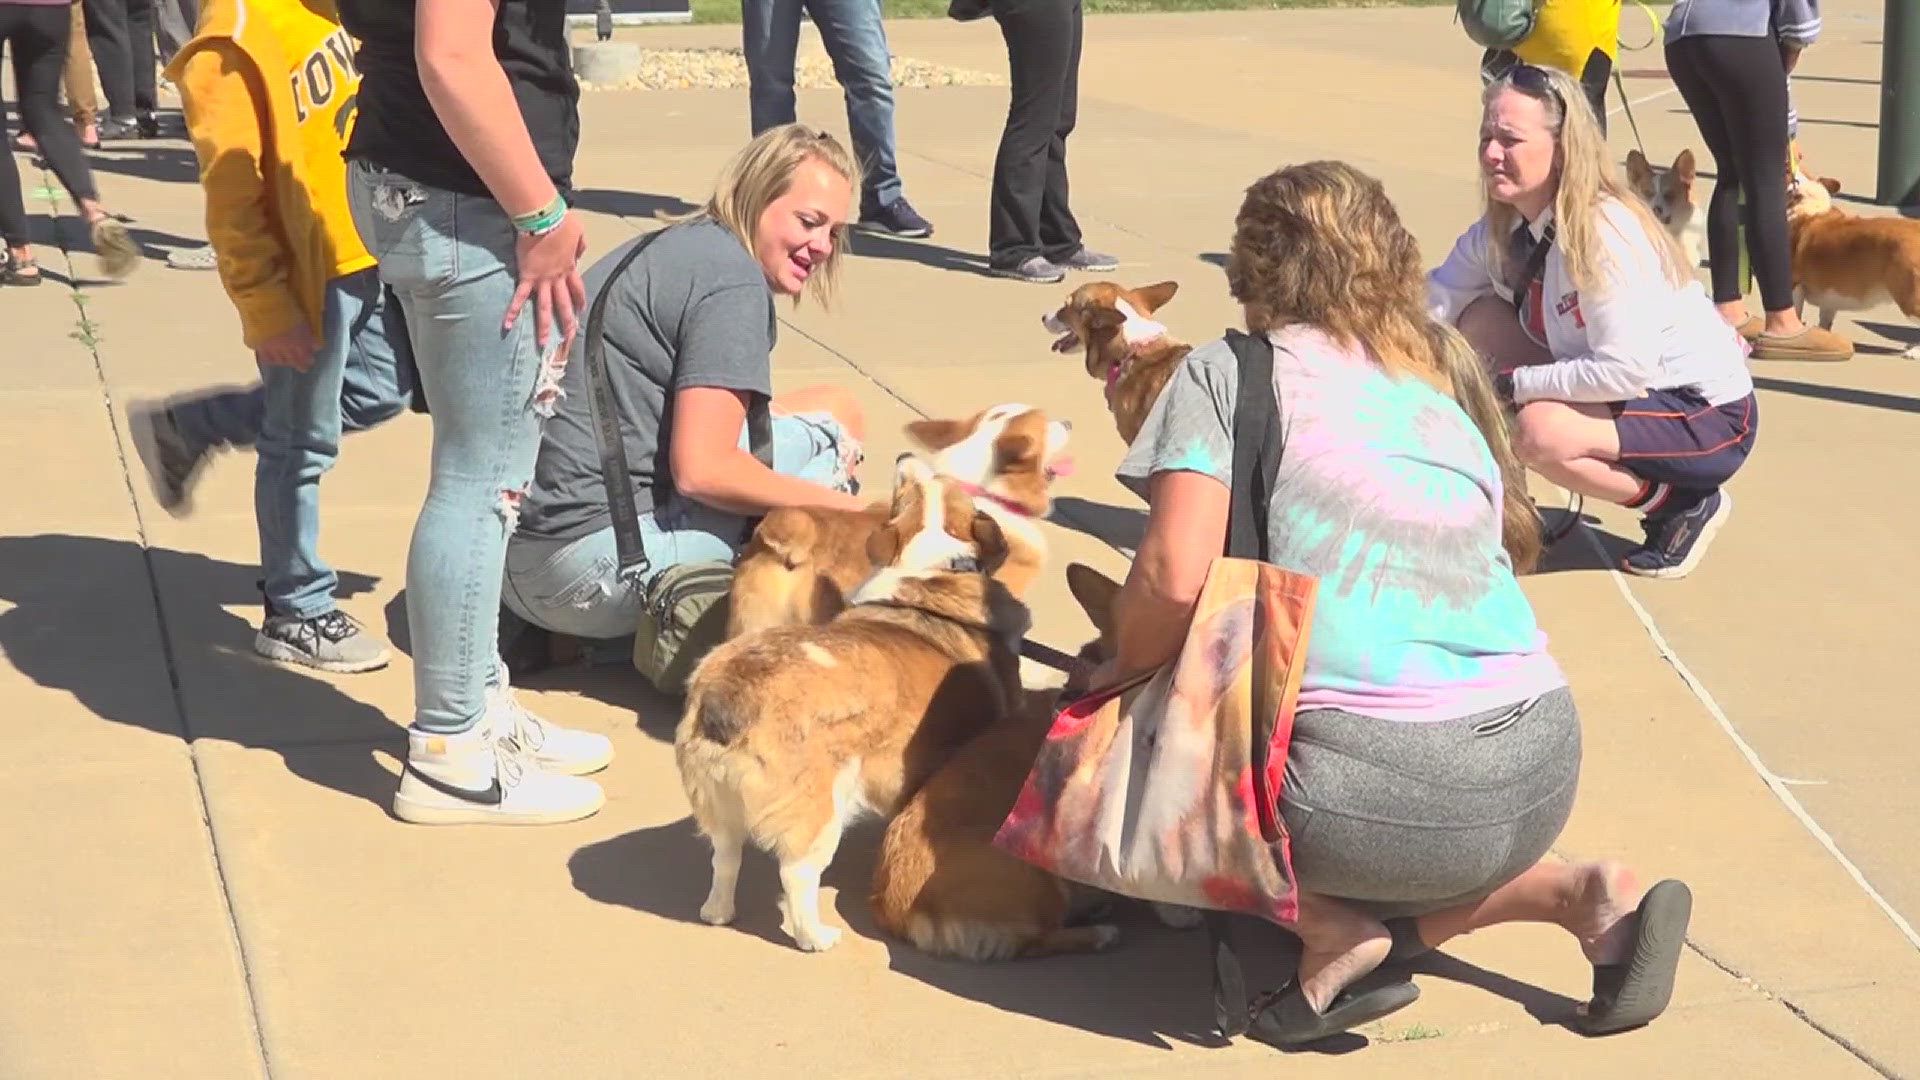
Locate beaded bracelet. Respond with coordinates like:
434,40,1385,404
512,194,568,237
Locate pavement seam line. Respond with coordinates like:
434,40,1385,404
34,165,278,1080
1681,939,1898,1078
1573,520,1920,952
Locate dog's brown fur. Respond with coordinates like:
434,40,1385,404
677,457,1033,952
726,406,1070,640
1042,281,1191,444
1788,173,1920,355
869,563,1129,961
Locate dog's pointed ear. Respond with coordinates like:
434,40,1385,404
1135,281,1179,313
1065,562,1122,634
866,523,903,567
905,418,972,450
1821,175,1842,194
969,511,1009,572
1625,149,1651,184
1673,149,1697,184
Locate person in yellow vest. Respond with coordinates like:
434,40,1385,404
128,0,412,673
1481,0,1622,132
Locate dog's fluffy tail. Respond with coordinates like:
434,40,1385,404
675,681,762,843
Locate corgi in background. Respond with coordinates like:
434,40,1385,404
1787,171,1920,357
1626,148,1706,270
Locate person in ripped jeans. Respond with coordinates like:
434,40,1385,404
501,123,869,670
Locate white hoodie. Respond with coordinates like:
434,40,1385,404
1427,197,1754,407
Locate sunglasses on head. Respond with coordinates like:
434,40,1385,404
1503,63,1567,111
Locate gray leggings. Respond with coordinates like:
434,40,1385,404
1280,687,1581,920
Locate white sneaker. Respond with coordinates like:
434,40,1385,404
392,719,605,826
488,662,614,776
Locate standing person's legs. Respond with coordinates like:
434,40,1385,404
987,0,1074,279
83,0,134,124
805,0,900,212
741,0,805,135
154,0,192,64
1664,37,1745,315
348,159,608,826
8,2,131,275
65,0,99,143
0,12,36,278
248,268,403,672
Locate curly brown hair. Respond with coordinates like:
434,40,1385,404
1225,161,1542,573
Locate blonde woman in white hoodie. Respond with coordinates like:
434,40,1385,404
1430,63,1756,581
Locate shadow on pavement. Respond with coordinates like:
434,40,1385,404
0,534,402,811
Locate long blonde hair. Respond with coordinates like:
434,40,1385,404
687,122,863,307
1481,64,1688,296
1226,160,1542,573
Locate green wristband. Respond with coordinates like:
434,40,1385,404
512,195,567,237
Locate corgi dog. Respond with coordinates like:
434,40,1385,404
870,563,1201,961
1787,171,1920,356
677,455,1032,953
1041,281,1192,445
726,404,1072,639
1626,148,1706,270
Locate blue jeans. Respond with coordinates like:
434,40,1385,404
347,160,558,735
741,0,901,210
166,268,411,618
501,411,858,642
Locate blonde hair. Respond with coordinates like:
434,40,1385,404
1227,160,1542,573
688,123,862,307
1481,64,1689,296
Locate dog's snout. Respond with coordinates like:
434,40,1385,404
1061,419,1073,432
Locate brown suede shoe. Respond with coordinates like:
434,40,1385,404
1733,315,1764,341
1750,324,1854,362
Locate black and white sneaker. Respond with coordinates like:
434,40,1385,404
128,400,212,517
857,197,933,238
1622,490,1732,580
255,609,394,673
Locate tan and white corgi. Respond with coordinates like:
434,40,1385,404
870,563,1202,962
1626,148,1706,270
1041,280,1192,445
726,404,1072,639
1787,172,1920,356
677,455,1032,952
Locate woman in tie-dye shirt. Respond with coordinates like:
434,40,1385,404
1097,161,1691,1045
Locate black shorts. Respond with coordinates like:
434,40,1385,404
1612,388,1758,489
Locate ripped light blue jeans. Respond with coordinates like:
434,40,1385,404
501,410,857,644
347,160,567,735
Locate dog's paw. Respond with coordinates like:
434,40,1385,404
1090,924,1122,950
1151,901,1205,929
699,896,736,926
1904,343,1920,360
791,923,842,952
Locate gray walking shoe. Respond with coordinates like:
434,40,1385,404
255,609,393,674
989,256,1066,284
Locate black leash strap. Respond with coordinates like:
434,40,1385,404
1207,327,1285,1039
583,228,774,579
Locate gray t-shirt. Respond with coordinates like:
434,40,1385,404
517,218,776,541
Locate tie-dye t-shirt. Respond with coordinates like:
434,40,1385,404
1116,325,1567,723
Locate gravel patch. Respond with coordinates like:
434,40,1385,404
577,46,1006,91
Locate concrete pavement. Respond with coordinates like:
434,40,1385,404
3,2,1915,1076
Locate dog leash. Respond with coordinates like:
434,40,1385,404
1018,638,1082,674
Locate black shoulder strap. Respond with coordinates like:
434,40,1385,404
583,227,775,579
1206,327,1286,1039
1510,219,1558,303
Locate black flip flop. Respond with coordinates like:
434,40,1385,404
1247,977,1421,1049
1577,878,1693,1035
